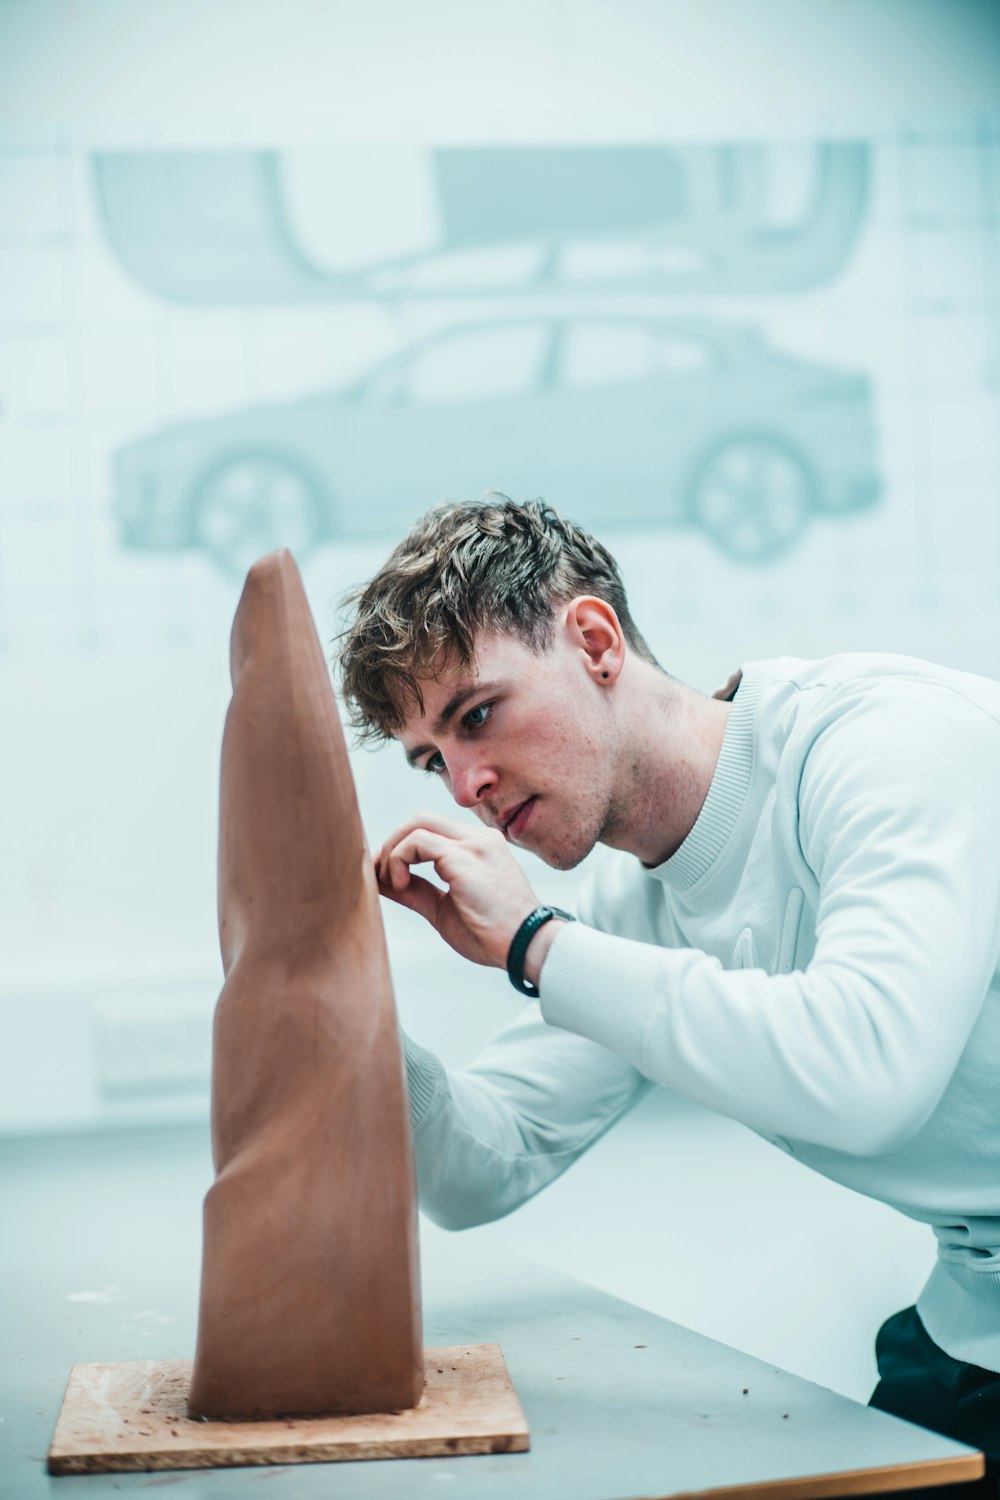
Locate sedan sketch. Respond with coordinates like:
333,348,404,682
112,316,880,576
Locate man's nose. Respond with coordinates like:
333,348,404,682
450,759,498,811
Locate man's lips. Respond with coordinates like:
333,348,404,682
501,797,536,841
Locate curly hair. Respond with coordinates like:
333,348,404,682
335,494,658,745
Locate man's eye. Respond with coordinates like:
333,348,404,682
423,752,446,775
464,702,492,730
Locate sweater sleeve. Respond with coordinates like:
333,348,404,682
540,679,1000,1156
400,988,650,1231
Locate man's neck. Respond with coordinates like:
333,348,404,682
601,670,733,868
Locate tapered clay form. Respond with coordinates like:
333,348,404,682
188,549,423,1421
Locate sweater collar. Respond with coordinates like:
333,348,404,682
644,662,766,893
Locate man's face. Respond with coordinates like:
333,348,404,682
397,627,619,870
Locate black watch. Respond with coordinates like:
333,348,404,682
506,905,576,997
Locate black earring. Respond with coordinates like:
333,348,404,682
601,671,609,679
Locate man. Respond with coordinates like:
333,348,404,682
337,494,1000,1476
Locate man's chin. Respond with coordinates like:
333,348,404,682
511,798,604,870
543,848,590,872
532,827,600,872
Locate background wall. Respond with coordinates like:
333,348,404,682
1,0,998,1404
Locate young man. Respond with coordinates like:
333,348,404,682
338,495,1000,1475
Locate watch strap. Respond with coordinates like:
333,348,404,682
506,905,575,997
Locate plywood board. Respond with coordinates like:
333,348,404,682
47,1343,529,1474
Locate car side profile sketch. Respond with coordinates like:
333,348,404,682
112,317,880,577
93,142,868,304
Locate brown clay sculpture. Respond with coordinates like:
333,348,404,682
188,549,423,1421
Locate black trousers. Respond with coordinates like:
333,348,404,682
867,1305,1000,1499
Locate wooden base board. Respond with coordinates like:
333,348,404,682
47,1344,529,1474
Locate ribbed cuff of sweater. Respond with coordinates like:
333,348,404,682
401,1031,446,1130
538,920,659,1069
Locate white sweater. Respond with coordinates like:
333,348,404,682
402,654,1000,1371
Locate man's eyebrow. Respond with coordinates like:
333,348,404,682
404,681,501,767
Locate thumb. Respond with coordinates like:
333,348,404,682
378,869,444,927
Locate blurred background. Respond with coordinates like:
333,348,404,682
1,0,998,1405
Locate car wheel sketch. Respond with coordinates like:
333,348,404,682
112,316,880,573
93,142,868,304
191,451,328,578
690,435,818,561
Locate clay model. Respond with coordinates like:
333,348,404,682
187,549,423,1421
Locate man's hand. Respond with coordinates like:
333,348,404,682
375,811,539,969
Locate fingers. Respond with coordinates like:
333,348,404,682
378,870,443,926
372,810,535,969
375,810,479,880
380,828,455,893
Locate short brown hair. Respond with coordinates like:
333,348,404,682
336,494,659,745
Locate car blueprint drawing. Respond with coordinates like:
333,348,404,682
112,316,880,577
93,142,869,303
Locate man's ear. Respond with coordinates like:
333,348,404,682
562,596,625,686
